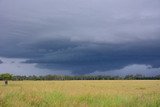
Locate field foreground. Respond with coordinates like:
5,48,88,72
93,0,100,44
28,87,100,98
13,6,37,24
0,80,160,107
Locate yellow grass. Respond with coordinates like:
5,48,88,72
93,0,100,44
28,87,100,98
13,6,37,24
0,80,160,107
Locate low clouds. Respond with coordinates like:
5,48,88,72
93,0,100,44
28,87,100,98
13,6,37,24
0,60,3,64
12,39,160,75
0,0,160,75
0,57,72,75
90,64,160,76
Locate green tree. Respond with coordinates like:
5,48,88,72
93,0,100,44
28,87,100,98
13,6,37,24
0,73,13,85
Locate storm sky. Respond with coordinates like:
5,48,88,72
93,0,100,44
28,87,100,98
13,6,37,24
0,0,160,76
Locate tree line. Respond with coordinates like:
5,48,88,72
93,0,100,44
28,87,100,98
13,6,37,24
1,73,160,81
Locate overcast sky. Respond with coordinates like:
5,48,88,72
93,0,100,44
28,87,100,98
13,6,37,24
0,0,160,76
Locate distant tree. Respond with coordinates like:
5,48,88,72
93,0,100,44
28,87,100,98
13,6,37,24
134,74,143,80
0,73,13,85
124,75,135,80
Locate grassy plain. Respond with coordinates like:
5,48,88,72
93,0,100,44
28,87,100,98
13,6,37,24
0,80,160,107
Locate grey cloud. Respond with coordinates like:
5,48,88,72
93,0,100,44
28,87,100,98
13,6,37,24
23,39,160,74
90,64,160,77
0,0,160,43
0,0,160,75
0,60,3,64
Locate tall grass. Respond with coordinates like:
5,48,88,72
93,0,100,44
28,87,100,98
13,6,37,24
0,80,160,107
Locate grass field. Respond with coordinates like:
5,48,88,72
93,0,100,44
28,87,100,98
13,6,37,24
0,80,160,107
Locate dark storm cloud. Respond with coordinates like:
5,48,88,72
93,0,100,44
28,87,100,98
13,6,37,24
0,60,3,64
23,39,160,74
0,0,160,75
